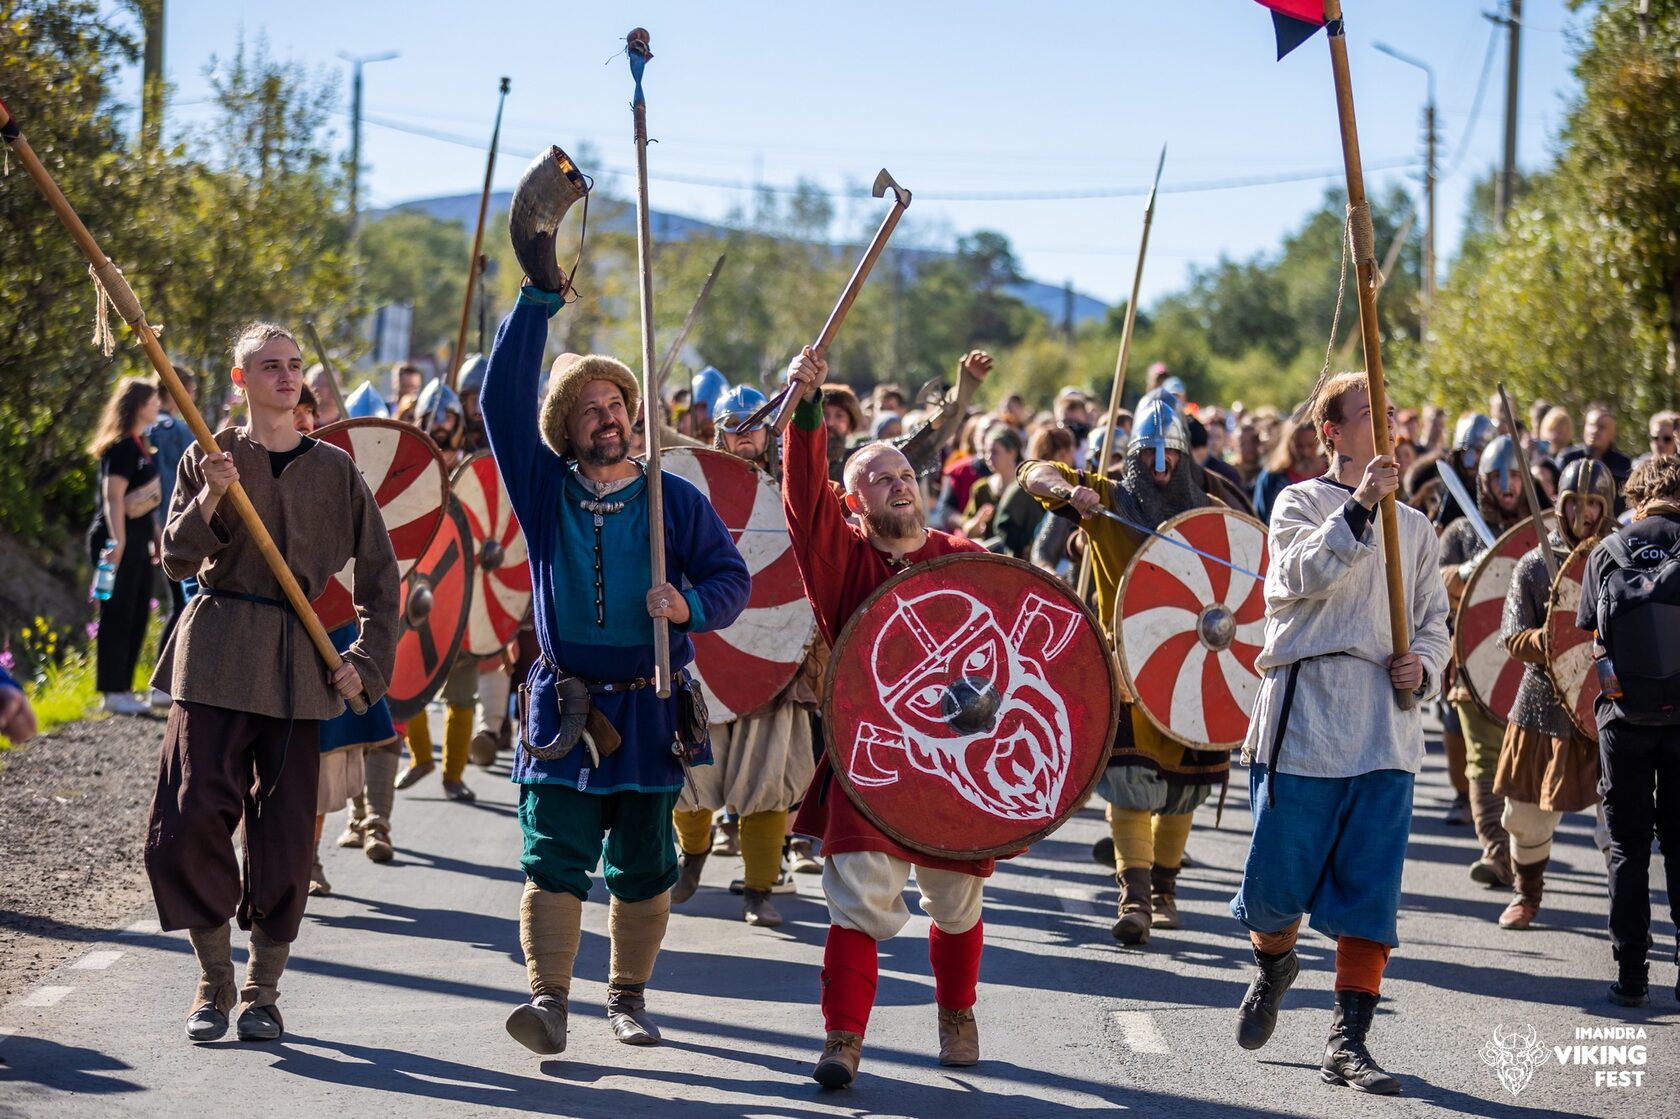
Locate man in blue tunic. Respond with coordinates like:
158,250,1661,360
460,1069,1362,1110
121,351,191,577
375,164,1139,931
482,282,751,1058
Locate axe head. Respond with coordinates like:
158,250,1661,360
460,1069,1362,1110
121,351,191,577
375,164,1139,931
872,168,911,208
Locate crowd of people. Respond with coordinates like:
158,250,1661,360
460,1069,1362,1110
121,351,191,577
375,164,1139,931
8,289,1672,1097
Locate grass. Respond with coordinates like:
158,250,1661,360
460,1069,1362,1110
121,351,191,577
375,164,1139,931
3,610,166,749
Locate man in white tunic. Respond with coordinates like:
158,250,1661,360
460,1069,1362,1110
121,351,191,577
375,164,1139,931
1228,372,1451,1096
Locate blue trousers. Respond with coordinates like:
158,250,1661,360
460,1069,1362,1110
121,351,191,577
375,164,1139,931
1231,767,1413,947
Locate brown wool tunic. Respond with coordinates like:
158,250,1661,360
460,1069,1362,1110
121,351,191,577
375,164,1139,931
151,429,400,719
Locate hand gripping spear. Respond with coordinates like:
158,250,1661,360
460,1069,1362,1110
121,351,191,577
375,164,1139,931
448,77,511,390
626,29,673,699
1321,0,1416,709
737,170,914,436
1076,144,1167,610
0,95,369,713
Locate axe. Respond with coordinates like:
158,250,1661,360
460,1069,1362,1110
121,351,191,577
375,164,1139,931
741,169,912,434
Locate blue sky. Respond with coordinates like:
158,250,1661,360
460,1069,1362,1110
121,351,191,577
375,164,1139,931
140,1,1586,308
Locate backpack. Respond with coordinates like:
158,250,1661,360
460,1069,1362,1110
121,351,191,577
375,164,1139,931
1594,530,1680,726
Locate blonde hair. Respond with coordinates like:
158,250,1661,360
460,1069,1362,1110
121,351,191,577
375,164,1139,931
231,321,299,371
88,377,158,458
1310,371,1371,455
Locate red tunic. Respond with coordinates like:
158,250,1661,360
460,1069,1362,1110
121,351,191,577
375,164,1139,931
782,398,993,876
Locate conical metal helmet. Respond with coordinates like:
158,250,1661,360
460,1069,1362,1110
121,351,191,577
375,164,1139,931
1556,458,1616,546
344,382,390,419
1478,434,1521,492
1453,413,1497,455
1129,394,1190,473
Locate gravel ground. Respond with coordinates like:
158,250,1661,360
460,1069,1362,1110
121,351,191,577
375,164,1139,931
0,712,164,1003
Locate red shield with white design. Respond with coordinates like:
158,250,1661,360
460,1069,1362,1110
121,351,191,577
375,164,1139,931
310,418,449,632
1546,542,1599,742
825,554,1117,859
388,498,475,722
1116,507,1269,749
452,451,532,657
1455,516,1543,726
662,447,816,720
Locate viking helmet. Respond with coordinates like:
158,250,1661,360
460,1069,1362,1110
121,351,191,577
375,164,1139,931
713,384,769,435
1478,434,1520,492
344,382,389,419
1129,395,1190,473
457,353,488,398
418,378,463,427
690,366,729,415
1556,458,1616,547
1453,413,1497,456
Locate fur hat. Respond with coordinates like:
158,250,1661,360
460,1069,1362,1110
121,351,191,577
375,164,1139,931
540,353,641,457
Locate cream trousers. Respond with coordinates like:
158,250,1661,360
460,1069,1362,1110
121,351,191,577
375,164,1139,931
822,850,983,941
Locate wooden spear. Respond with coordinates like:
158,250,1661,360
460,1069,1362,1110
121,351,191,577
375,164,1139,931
655,253,728,388
1076,144,1167,610
626,29,672,698
1321,1,1415,708
0,95,368,712
448,77,511,389
1497,381,1558,583
302,320,349,418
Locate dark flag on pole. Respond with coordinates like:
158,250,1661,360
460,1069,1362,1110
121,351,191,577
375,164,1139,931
1255,0,1329,59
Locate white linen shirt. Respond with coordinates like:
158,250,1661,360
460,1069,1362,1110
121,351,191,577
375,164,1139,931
1241,476,1452,778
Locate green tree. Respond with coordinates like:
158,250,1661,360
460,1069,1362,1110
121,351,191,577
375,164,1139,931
356,211,470,360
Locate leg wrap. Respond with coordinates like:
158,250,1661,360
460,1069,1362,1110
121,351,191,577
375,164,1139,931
1151,810,1194,871
1250,918,1301,957
1110,806,1154,872
821,924,879,1037
1470,776,1510,859
520,880,583,998
188,923,237,1013
241,926,291,1009
363,745,399,830
671,807,715,857
608,893,670,989
739,809,789,892
928,919,984,1011
1333,935,1391,996
1502,799,1563,865
442,704,473,783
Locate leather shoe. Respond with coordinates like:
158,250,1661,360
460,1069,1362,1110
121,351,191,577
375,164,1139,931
606,984,661,1045
185,1003,228,1042
670,851,707,904
394,760,435,790
742,887,783,928
469,730,499,768
506,994,568,1055
813,1030,863,1088
937,1006,980,1067
235,1003,283,1042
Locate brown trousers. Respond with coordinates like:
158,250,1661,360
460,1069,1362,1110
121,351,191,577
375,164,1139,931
145,701,321,943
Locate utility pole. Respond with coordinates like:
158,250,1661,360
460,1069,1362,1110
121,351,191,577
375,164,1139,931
1491,0,1522,229
1374,41,1436,337
337,50,399,233
141,0,165,152
1062,280,1075,343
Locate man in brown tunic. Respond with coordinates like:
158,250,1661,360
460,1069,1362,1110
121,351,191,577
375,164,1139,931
145,322,400,1044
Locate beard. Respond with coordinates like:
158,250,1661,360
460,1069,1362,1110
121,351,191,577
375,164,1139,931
580,424,629,466
862,502,926,540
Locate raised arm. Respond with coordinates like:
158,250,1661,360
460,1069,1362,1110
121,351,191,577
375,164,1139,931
481,287,566,522
780,347,866,644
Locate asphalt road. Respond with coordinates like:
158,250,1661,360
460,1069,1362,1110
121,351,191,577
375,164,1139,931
1,737,1674,1119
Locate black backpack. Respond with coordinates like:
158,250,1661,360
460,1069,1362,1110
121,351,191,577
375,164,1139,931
1594,530,1680,726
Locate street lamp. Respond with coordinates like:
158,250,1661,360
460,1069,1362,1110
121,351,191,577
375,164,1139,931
337,49,400,232
1373,41,1437,335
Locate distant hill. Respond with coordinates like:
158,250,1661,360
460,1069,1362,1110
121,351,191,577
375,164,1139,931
378,191,1112,327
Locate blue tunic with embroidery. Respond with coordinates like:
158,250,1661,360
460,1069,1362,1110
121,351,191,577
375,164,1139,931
481,290,750,794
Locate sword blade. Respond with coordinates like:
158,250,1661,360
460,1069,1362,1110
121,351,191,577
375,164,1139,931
1434,460,1496,549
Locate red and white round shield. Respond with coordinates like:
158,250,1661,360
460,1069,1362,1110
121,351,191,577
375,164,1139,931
1115,507,1269,749
824,554,1118,860
310,418,450,632
452,451,532,657
662,447,816,720
388,497,475,722
1456,516,1543,726
1546,541,1599,742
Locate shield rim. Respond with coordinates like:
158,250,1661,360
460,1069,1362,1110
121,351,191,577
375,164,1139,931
1453,514,1541,727
451,449,533,657
387,496,476,722
821,552,1120,860
1113,506,1270,750
1544,540,1599,743
309,416,451,631
661,446,818,721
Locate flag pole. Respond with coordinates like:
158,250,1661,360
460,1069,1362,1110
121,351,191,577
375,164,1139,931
1077,144,1166,612
1321,1,1414,708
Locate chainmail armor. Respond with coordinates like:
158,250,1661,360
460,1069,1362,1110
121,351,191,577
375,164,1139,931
1115,451,1208,529
1500,537,1575,736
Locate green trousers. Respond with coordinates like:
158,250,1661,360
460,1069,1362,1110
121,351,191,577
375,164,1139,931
518,783,679,902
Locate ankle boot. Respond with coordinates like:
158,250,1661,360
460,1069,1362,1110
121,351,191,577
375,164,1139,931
742,887,783,928
237,929,290,1042
1320,991,1401,1094
362,748,399,862
1111,866,1152,945
1235,947,1299,1050
1468,778,1513,888
1609,958,1649,1007
670,851,708,904
506,993,569,1055
1149,865,1181,930
936,1005,980,1067
1498,858,1547,930
606,983,661,1045
185,925,238,1043
813,1030,863,1088
336,794,367,847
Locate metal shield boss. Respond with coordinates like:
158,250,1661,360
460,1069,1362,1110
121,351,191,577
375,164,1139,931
387,497,475,722
310,418,450,632
1455,516,1540,725
1116,507,1269,748
661,447,816,721
453,451,533,657
824,554,1118,860
1546,542,1600,742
